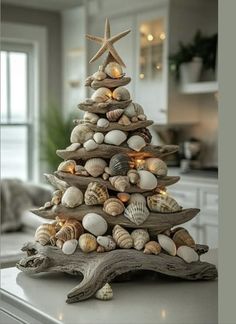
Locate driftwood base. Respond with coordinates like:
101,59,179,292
17,242,217,303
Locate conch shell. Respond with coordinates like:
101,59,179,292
55,218,84,242
143,241,161,255
109,153,130,176
171,227,196,248
78,233,98,253
109,176,130,192
112,225,133,249
113,87,130,101
35,223,56,246
103,198,124,216
84,182,109,205
145,158,168,176
91,87,112,103
95,283,113,300
131,229,150,250
124,202,149,225
147,194,182,213
70,124,94,144
84,158,107,177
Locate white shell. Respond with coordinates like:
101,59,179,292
95,283,113,300
66,143,81,151
93,132,104,144
93,69,106,81
97,236,116,251
127,135,146,152
177,246,199,263
113,87,130,101
145,158,168,176
57,160,76,173
129,193,146,205
104,130,127,146
82,213,108,236
97,118,109,128
70,125,94,144
105,61,123,78
124,102,144,118
84,158,107,177
83,139,98,151
84,112,99,124
91,87,112,103
131,229,150,250
62,239,78,255
124,202,150,225
158,234,177,256
137,170,158,190
61,186,83,208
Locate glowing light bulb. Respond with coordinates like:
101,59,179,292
147,34,154,41
139,73,145,79
159,32,166,40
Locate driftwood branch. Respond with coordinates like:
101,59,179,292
74,120,153,132
85,76,131,90
78,99,131,113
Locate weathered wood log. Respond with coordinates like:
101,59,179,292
85,76,131,89
79,99,131,113
17,242,217,303
73,120,153,132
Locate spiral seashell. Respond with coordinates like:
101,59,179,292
137,170,158,190
147,194,182,213
55,218,84,242
70,124,94,144
109,153,131,176
109,176,130,192
171,227,196,248
82,213,108,236
51,190,63,205
127,135,146,152
143,241,161,255
106,109,123,122
93,132,104,144
91,87,112,103
117,192,130,203
133,128,152,144
93,66,106,81
62,239,78,255
84,112,99,124
84,158,107,178
118,115,131,126
177,246,198,263
124,202,149,225
124,102,144,118
112,225,133,249
97,235,116,251
79,233,98,253
112,86,130,101
105,61,123,78
129,193,146,205
84,182,109,205
103,198,124,216
95,283,113,300
97,118,110,128
127,169,139,184
61,186,83,208
35,223,56,246
104,130,127,146
83,139,98,151
158,234,176,256
57,160,76,173
145,158,168,176
131,229,150,251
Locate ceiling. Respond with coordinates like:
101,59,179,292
2,0,84,11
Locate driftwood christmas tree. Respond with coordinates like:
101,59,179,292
17,18,217,303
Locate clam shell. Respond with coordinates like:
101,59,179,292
93,70,106,81
97,235,116,251
66,143,81,152
62,239,78,255
118,115,131,126
112,225,133,249
82,213,108,236
57,160,76,173
103,198,124,216
158,234,176,256
97,118,109,128
84,112,99,124
84,182,109,205
127,169,139,184
124,102,144,118
127,135,146,152
106,109,123,122
109,153,130,176
51,190,63,205
133,128,152,144
78,233,98,253
105,61,123,78
70,125,94,144
124,202,149,225
95,283,113,300
143,241,161,255
61,186,83,208
131,229,150,250
113,87,130,101
137,170,158,190
84,158,107,177
104,130,127,146
109,176,130,192
56,218,84,242
145,158,168,176
172,228,196,248
117,192,130,203
35,223,56,245
91,87,112,103
177,246,198,263
147,194,182,213
93,132,104,144
83,139,98,151
129,193,146,205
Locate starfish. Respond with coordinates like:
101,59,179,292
86,18,130,67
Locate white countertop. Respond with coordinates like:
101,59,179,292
1,250,218,324
168,167,218,186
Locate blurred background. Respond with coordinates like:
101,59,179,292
1,0,218,266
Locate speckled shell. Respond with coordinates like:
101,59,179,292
124,202,150,225
51,190,63,205
61,186,83,208
62,239,78,255
95,283,113,300
145,158,168,176
127,169,139,184
84,158,107,178
172,227,196,248
78,233,98,253
84,182,109,205
82,213,108,236
109,176,130,192
57,160,76,173
117,192,130,203
109,153,130,176
158,234,176,256
105,61,123,78
97,235,116,251
56,218,84,242
66,143,81,152
131,229,150,251
103,198,124,216
127,135,146,152
93,132,104,144
70,125,94,144
106,109,123,122
97,118,110,128
147,194,182,213
133,127,152,144
118,114,131,126
129,193,146,205
83,139,98,151
91,87,112,103
35,223,56,246
104,130,127,146
137,170,158,190
112,225,133,249
113,87,130,101
124,102,144,118
143,241,161,255
177,246,198,263
84,112,99,124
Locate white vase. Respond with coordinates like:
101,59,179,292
180,57,203,84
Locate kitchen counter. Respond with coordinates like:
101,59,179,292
1,250,218,324
168,167,218,185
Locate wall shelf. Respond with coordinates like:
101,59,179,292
180,81,218,94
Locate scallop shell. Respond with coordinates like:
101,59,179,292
61,186,83,208
145,158,168,176
112,225,133,249
127,135,146,152
93,132,104,144
70,125,94,144
129,193,146,205
131,229,150,250
143,241,161,255
118,115,131,126
35,223,56,246
106,109,123,122
172,227,196,248
105,61,123,78
97,235,116,251
78,233,98,253
113,87,130,101
83,139,98,151
158,234,176,256
117,192,130,203
93,69,106,81
127,169,139,184
97,118,109,128
62,239,78,255
66,143,81,152
177,246,198,263
84,182,109,205
84,158,107,178
124,102,144,118
124,202,150,225
147,194,182,213
82,213,108,236
57,160,76,173
103,198,124,216
133,128,152,144
91,87,112,103
104,130,127,146
84,112,99,124
109,153,130,176
56,218,84,242
137,170,158,190
95,283,113,300
51,190,63,205
109,176,130,192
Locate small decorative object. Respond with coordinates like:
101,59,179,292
56,219,84,242
112,225,133,249
117,192,130,203
105,61,123,78
95,283,113,300
82,213,108,236
137,170,157,190
62,239,78,255
127,135,146,152
133,128,152,144
131,229,150,250
61,186,83,208
124,202,149,225
109,153,130,176
106,109,123,122
93,66,106,81
97,118,110,128
84,111,99,124
66,143,81,152
104,130,127,146
143,241,161,255
124,102,144,118
158,234,176,256
113,86,130,101
51,190,63,205
147,194,182,213
84,182,109,205
83,139,98,151
103,198,124,216
128,193,146,205
79,233,98,253
93,132,104,144
118,114,131,126
145,158,168,177
172,227,196,248
127,169,139,184
35,224,56,246
70,124,94,144
109,175,130,192
84,158,107,178
91,87,112,103
97,236,116,251
57,160,76,173
177,246,198,263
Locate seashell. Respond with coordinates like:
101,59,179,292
35,223,56,245
56,218,84,242
84,158,107,178
70,124,94,144
105,61,123,78
61,186,83,208
97,235,116,251
172,228,196,248
62,239,78,255
84,112,99,124
131,229,150,250
66,143,81,151
118,115,131,126
84,182,109,205
112,225,133,249
127,169,139,184
75,165,89,176
117,192,130,203
103,198,124,216
57,160,76,173
177,246,198,263
102,172,109,180
105,167,112,175
104,130,127,146
97,245,105,253
93,132,104,144
137,114,147,121
145,158,168,176
97,118,109,128
109,153,130,176
93,66,106,81
127,135,146,152
112,86,130,101
91,87,112,103
56,239,63,249
158,234,176,256
129,193,146,205
124,102,144,118
79,233,98,253
147,194,182,213
44,201,53,209
143,241,161,255
133,128,152,144
51,190,63,205
106,109,123,122
137,170,158,190
83,139,98,151
124,202,149,225
109,176,130,192
95,283,113,300
131,116,138,122
82,213,108,236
